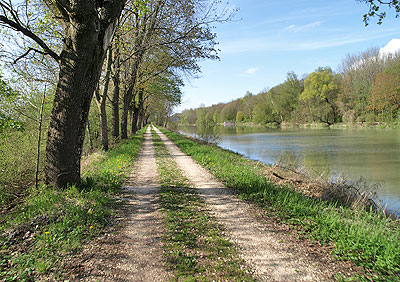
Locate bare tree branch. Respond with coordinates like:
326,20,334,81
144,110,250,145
12,47,47,64
0,11,60,62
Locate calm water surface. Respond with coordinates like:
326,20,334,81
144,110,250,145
179,126,400,213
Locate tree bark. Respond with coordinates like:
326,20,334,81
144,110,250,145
87,119,93,150
95,47,113,151
111,42,121,138
131,104,140,135
130,89,143,134
120,49,145,139
35,87,46,189
325,97,338,124
95,87,108,151
45,1,123,188
137,89,146,130
138,106,145,130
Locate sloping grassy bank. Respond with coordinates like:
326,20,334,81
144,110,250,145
160,128,400,282
0,127,146,281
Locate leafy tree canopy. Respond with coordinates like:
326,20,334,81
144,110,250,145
300,67,339,101
359,0,400,25
0,74,24,131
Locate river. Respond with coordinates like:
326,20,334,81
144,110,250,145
178,125,400,214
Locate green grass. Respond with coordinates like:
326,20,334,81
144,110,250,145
151,129,254,282
0,126,147,281
159,127,400,282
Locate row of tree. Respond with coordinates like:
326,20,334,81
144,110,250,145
0,0,398,189
0,0,233,188
177,47,400,127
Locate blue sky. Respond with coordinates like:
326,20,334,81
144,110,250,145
176,0,400,112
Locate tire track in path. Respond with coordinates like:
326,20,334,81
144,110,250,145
79,126,170,281
153,126,334,282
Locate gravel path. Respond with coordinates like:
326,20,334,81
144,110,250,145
153,126,335,282
73,126,349,281
78,127,170,281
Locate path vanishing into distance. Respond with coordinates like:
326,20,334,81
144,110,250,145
76,125,349,281
76,125,170,281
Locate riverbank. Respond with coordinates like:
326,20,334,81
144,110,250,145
210,121,400,130
161,127,400,281
299,122,399,130
178,123,400,214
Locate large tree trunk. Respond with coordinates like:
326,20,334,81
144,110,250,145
326,97,338,123
95,87,109,151
111,42,121,138
45,2,123,188
137,90,145,130
131,109,139,134
130,102,139,135
121,90,133,139
87,119,93,150
130,89,143,135
138,108,145,130
95,48,113,151
120,50,145,139
146,115,150,127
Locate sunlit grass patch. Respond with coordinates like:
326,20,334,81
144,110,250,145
160,127,400,282
0,127,146,281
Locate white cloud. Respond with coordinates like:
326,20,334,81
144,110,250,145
349,39,400,71
221,35,365,54
242,67,259,75
221,38,270,54
284,21,322,32
221,29,400,54
284,24,296,31
379,38,400,56
294,36,370,50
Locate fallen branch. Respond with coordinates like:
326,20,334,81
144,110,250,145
272,172,285,180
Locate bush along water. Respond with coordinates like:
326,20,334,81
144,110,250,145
0,127,146,281
160,127,400,282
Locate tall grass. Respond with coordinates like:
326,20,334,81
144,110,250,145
161,128,400,282
0,127,146,281
0,127,45,208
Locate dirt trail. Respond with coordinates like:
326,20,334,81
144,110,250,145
153,126,336,282
77,127,170,281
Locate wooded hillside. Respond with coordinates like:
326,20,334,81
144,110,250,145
177,48,400,127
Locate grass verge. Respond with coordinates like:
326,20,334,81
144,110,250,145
159,127,400,282
0,127,146,281
151,128,254,281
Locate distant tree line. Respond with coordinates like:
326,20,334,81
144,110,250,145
177,48,400,127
